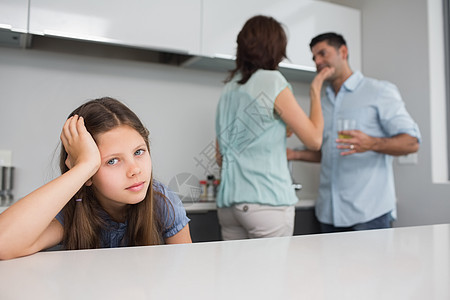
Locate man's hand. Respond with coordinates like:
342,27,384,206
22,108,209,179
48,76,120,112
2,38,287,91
336,129,375,156
336,131,419,156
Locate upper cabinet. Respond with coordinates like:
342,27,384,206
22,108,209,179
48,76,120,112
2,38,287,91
28,0,202,54
0,0,29,47
1,0,360,81
202,0,361,72
0,0,28,33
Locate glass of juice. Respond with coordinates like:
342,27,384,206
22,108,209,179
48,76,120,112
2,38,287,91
337,119,356,139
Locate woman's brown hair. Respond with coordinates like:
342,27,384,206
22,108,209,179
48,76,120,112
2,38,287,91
225,15,288,84
59,97,165,249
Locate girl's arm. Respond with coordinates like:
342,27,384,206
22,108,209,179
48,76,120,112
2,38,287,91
275,67,334,151
0,116,100,260
164,224,192,244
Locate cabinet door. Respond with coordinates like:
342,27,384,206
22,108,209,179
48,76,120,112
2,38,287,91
202,0,361,71
187,211,222,242
0,0,28,33
294,208,320,235
29,0,201,54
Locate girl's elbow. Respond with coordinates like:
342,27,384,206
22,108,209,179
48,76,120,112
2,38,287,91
0,237,10,260
0,236,30,260
0,246,17,260
0,247,33,260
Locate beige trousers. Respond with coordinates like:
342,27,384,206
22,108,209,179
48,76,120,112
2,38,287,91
217,203,295,240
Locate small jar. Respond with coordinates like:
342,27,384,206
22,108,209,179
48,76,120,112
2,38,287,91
199,180,207,199
206,175,215,199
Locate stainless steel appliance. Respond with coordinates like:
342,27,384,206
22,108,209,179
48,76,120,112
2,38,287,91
1,166,14,205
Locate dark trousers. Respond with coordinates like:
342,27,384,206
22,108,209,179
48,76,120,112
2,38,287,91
320,212,393,233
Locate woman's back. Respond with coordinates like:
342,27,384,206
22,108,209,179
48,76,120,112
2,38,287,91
215,70,297,208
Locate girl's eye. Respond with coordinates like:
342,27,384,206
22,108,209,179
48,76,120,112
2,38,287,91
107,158,119,165
135,149,145,156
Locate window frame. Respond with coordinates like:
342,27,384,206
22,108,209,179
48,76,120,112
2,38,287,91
444,0,450,180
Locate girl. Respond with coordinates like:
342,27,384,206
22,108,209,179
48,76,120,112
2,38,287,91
215,15,334,240
0,97,191,260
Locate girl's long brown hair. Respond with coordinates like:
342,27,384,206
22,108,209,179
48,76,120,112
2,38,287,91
60,97,166,249
225,15,288,84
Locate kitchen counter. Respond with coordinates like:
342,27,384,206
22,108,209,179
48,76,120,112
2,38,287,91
0,192,316,214
182,198,315,212
0,224,449,299
183,190,316,212
0,199,315,214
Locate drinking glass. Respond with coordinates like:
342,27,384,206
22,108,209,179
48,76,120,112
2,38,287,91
337,119,356,139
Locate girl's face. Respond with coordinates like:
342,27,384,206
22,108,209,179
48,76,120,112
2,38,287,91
88,125,152,214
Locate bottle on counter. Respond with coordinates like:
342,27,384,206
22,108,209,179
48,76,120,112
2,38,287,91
206,175,215,200
199,180,207,200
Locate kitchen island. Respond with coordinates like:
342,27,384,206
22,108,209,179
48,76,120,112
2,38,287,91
0,224,448,299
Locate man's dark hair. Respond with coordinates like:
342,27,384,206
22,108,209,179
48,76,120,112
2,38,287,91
309,32,347,50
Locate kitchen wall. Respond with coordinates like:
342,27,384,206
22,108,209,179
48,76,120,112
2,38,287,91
326,0,450,226
0,42,318,202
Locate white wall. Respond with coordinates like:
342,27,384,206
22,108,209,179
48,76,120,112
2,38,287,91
0,45,318,201
327,0,450,226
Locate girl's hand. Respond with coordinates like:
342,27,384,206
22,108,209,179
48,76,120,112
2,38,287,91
60,115,101,176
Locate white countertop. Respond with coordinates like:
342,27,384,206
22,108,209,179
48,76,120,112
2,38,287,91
1,224,449,299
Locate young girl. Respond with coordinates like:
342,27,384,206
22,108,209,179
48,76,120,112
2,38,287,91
0,97,191,260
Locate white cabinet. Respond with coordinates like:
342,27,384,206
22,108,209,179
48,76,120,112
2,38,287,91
202,0,361,72
1,0,361,80
0,0,28,33
28,0,202,54
0,0,29,47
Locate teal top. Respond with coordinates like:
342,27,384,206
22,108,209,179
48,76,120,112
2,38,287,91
215,70,298,208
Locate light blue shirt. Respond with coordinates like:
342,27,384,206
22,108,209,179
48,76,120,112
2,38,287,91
215,70,298,208
317,71,421,227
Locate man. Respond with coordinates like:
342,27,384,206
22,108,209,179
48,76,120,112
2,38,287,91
287,32,421,233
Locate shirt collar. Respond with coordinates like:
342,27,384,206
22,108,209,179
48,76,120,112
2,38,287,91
325,71,363,100
342,71,363,92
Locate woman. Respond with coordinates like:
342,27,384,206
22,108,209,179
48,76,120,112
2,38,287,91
215,15,333,240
